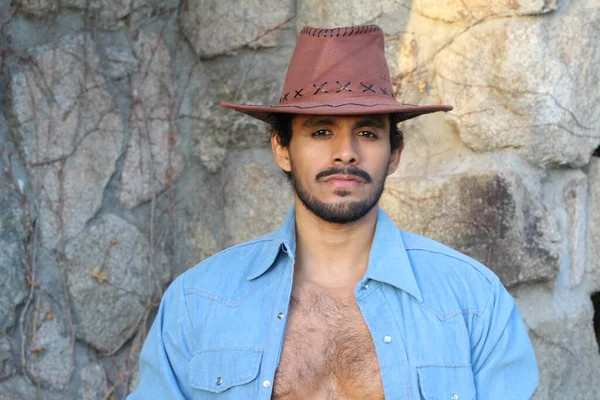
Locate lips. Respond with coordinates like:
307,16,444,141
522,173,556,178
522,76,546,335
321,175,364,187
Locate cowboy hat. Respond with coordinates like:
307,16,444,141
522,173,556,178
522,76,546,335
221,25,452,123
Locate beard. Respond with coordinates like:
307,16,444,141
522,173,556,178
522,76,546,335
290,165,387,224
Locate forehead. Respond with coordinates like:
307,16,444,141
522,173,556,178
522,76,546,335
292,114,390,128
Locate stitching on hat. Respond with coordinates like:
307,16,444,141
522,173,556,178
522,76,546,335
380,87,389,95
361,82,375,93
294,88,304,98
280,93,289,103
301,25,382,38
313,82,328,94
336,81,352,92
267,102,423,110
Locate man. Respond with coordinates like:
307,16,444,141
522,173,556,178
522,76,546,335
129,25,538,399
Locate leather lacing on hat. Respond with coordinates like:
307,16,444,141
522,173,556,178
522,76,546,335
301,25,382,38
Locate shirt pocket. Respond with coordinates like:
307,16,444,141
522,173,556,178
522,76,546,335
417,365,476,400
187,348,263,397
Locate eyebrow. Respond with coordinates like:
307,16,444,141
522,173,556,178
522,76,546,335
301,117,386,130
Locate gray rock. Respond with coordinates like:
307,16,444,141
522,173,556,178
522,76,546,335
15,0,59,17
513,285,600,400
433,9,600,167
77,363,107,400
381,171,561,287
223,148,293,246
8,34,124,249
297,0,408,29
57,0,166,30
25,294,73,390
65,214,170,354
415,0,557,23
181,0,295,58
117,32,183,208
0,335,14,380
543,170,588,289
587,158,600,291
0,180,28,330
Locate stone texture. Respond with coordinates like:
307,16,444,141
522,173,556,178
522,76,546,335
414,0,558,23
381,171,561,287
297,0,408,29
181,0,295,58
433,10,600,167
117,32,183,208
587,158,600,291
0,336,13,380
543,170,588,290
513,285,600,400
223,148,293,246
77,363,107,400
0,178,28,330
25,294,73,390
65,214,170,354
8,34,124,249
15,0,59,18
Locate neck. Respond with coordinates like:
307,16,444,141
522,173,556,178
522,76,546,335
293,198,378,290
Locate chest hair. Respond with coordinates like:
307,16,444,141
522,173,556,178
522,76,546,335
272,287,384,400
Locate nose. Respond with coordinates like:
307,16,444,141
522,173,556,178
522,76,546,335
331,132,359,165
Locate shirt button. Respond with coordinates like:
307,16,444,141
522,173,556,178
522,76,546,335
451,395,459,400
361,283,369,290
216,377,223,385
277,312,284,319
263,380,271,388
383,336,392,344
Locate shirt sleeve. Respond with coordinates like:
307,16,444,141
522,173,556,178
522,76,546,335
127,276,193,399
471,277,539,399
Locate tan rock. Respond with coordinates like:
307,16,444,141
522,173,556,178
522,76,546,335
297,0,408,29
433,12,600,167
8,35,124,249
117,32,183,208
181,0,295,58
415,0,557,23
381,171,561,287
223,148,293,246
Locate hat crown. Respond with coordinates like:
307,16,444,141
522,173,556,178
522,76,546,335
279,25,395,105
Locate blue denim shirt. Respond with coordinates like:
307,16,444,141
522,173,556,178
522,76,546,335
128,207,538,399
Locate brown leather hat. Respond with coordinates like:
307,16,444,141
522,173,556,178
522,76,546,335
221,25,452,123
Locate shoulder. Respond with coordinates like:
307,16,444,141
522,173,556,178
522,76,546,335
400,230,502,320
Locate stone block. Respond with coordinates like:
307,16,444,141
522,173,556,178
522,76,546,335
0,336,13,380
77,363,107,400
587,158,600,290
381,171,561,287
181,0,295,58
512,286,600,400
117,32,183,209
297,0,408,29
8,34,124,249
223,148,293,246
414,0,557,23
65,214,170,354
433,11,600,167
543,170,588,289
0,179,28,330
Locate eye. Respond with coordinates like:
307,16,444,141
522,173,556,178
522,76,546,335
312,129,332,137
357,131,377,139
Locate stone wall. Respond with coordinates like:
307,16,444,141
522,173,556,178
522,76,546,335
0,0,599,398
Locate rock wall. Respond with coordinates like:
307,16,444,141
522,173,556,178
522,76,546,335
0,0,599,398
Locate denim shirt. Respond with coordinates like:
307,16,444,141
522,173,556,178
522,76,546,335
128,207,538,399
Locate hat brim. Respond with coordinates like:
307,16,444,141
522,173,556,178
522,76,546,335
220,98,453,124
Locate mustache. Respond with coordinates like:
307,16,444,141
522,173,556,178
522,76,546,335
315,166,372,183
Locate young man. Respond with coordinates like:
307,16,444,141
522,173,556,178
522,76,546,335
129,25,538,399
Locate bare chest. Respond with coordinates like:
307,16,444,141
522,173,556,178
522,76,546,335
272,290,383,400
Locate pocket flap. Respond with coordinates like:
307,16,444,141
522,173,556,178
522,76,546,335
187,348,263,393
417,365,475,400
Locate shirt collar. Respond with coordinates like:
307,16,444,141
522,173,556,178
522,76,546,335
246,206,423,303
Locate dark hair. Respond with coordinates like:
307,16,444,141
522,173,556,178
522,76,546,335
270,114,404,150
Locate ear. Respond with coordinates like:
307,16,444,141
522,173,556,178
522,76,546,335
386,141,403,176
271,133,292,173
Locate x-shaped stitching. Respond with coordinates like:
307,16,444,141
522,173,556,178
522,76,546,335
294,88,304,98
361,82,375,93
281,93,289,102
313,82,328,94
380,87,389,95
336,81,352,92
